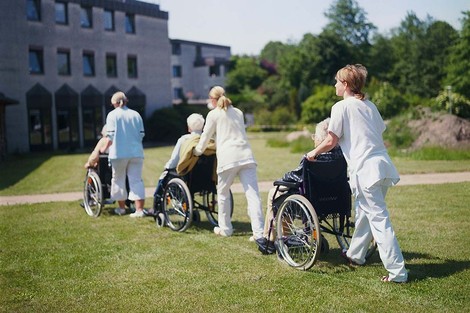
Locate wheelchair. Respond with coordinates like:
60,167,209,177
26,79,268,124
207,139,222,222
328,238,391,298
264,155,376,271
154,154,234,232
82,154,134,217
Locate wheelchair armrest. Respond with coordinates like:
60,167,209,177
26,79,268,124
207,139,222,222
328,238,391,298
273,180,301,189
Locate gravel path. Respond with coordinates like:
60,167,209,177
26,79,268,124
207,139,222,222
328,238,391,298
1,172,469,206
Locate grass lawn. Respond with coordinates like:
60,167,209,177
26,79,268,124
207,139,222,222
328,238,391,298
1,134,470,196
1,183,469,312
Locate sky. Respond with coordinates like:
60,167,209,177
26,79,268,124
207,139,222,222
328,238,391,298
143,0,470,55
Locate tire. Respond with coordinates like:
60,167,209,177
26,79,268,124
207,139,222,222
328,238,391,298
204,189,234,226
275,194,321,270
332,214,377,259
163,178,193,232
83,171,103,217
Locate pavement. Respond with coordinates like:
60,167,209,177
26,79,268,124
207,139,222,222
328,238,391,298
1,171,469,206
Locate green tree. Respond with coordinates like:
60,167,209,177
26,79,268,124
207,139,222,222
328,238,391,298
225,56,268,94
445,11,470,99
324,0,377,47
300,85,337,124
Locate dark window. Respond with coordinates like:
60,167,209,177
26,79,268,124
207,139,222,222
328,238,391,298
104,9,114,31
57,49,70,75
80,6,92,28
125,14,135,34
27,84,53,151
127,55,137,78
83,52,95,76
209,65,220,77
172,65,182,78
29,48,44,74
55,2,68,24
172,43,181,55
173,88,183,99
27,0,41,21
106,54,117,77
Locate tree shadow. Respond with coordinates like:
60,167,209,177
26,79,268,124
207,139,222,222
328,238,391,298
0,152,52,191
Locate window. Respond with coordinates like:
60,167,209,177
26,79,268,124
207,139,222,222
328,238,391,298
80,6,92,28
127,56,137,78
55,1,68,24
125,14,135,34
173,88,183,100
104,9,114,31
29,47,44,74
172,65,182,78
83,52,95,76
106,54,117,77
27,0,41,21
209,65,220,77
172,43,181,55
57,49,70,75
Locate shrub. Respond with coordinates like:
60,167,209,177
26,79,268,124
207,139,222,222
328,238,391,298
145,105,209,143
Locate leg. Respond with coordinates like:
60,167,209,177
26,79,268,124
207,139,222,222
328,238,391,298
356,180,408,282
216,168,238,236
346,197,373,265
110,158,129,209
239,164,264,240
263,187,277,240
127,157,146,213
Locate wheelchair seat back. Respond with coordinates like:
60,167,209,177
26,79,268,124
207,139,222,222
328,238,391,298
303,155,351,217
185,154,217,193
98,154,112,198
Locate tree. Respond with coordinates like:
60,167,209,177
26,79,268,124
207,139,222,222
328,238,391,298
225,56,268,94
445,11,470,99
324,0,377,47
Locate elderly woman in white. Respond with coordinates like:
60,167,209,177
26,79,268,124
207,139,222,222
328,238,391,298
194,86,264,242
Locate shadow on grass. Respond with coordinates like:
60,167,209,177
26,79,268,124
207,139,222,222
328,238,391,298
403,251,470,282
0,153,51,191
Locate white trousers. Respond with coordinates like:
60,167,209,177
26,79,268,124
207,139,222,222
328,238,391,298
217,163,264,238
348,179,408,282
110,158,145,201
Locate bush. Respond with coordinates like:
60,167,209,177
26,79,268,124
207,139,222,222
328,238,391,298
145,105,209,143
300,85,336,124
383,114,416,149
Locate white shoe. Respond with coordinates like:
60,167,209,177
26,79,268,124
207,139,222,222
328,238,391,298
130,210,145,218
248,236,255,242
214,226,232,237
114,208,126,215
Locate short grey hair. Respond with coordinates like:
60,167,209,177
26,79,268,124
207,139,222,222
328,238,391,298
314,118,330,143
187,113,205,131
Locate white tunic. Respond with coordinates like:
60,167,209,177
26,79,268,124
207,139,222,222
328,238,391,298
328,97,399,192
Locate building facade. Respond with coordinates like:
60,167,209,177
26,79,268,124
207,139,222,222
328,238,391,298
170,39,231,105
0,0,172,153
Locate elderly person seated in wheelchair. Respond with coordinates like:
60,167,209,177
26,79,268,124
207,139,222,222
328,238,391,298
84,124,108,169
145,113,207,216
256,117,343,254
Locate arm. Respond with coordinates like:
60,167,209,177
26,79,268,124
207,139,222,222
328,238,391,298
306,131,339,161
194,113,216,156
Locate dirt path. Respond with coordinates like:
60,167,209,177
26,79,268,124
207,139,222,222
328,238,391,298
1,172,469,206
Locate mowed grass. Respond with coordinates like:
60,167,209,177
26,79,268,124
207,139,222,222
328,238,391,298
1,183,469,312
1,133,470,196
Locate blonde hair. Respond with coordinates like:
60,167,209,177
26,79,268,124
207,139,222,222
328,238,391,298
111,91,128,107
336,64,367,100
186,113,205,131
209,86,232,111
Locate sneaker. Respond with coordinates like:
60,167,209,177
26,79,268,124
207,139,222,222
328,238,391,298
130,210,145,218
213,226,232,237
114,208,126,215
255,237,276,255
143,209,156,217
248,236,255,242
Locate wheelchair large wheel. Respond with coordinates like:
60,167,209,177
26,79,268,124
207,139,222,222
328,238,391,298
204,189,234,226
332,214,377,259
163,178,193,232
275,194,321,270
83,171,104,217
